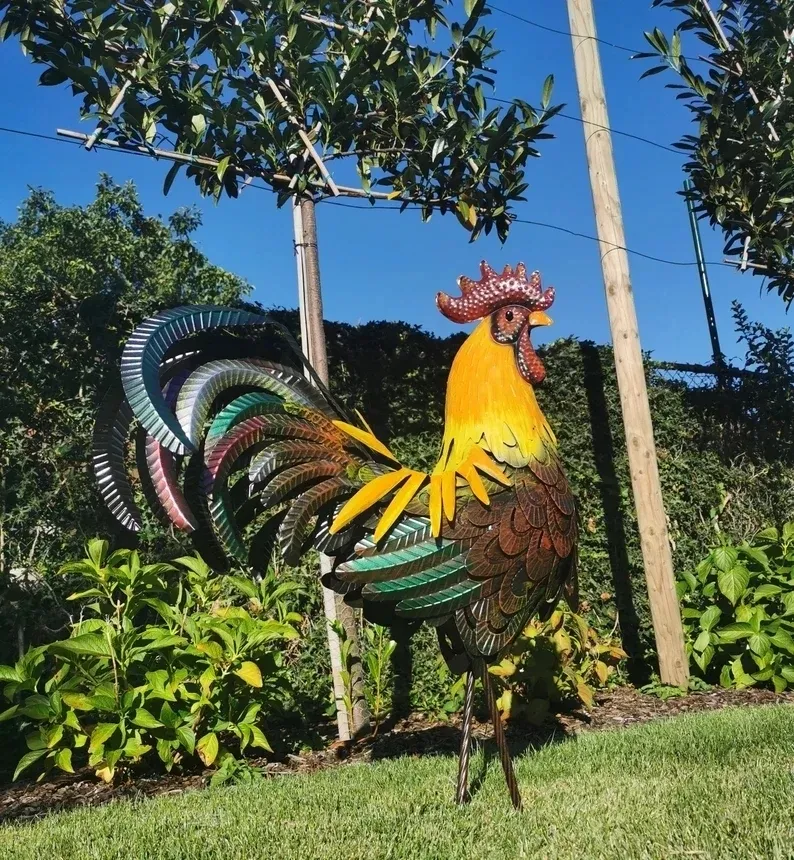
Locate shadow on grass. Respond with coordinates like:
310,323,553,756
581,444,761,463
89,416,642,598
366,714,574,802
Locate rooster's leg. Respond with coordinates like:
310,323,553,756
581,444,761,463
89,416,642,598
480,663,523,811
455,669,476,804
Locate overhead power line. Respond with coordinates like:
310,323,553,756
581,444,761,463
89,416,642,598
0,122,724,271
489,97,681,155
489,4,710,65
319,199,736,270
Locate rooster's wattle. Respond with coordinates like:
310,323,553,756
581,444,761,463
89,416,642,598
94,261,578,809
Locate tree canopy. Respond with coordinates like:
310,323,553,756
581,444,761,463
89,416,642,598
0,0,558,241
641,0,794,304
0,176,249,588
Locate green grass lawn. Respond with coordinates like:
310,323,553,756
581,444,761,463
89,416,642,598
3,705,794,860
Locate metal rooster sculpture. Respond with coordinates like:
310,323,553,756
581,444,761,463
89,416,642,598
93,261,578,810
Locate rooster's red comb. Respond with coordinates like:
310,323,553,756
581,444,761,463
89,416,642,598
436,261,555,324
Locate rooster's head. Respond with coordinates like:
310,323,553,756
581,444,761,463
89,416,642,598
436,261,554,385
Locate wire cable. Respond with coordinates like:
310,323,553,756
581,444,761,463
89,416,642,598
0,123,729,271
489,97,682,155
319,198,737,270
489,4,710,66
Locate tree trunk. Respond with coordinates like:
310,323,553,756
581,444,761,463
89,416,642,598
293,196,371,737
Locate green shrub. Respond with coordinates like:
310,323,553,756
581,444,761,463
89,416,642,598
0,540,301,783
489,607,626,724
679,523,794,691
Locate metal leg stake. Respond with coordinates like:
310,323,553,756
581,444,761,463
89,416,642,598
480,663,523,811
455,670,476,804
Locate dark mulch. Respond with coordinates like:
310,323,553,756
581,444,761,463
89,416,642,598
2,686,792,825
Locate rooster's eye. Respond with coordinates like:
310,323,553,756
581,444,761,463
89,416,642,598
491,305,528,345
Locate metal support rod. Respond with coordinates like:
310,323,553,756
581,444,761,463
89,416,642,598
56,128,446,204
480,664,522,811
455,670,476,805
683,180,724,369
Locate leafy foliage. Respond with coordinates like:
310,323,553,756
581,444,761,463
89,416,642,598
678,523,794,691
0,540,300,783
489,608,626,724
640,1,794,302
0,179,249,661
0,0,559,241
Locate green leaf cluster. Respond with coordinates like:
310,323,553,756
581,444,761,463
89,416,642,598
489,608,626,724
679,524,794,691
639,1,794,304
0,539,302,783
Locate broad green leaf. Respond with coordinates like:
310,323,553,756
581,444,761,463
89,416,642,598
249,725,272,752
748,633,771,657
45,724,64,749
159,701,178,728
89,723,118,752
699,606,721,631
0,665,22,683
50,634,112,658
541,74,554,110
55,748,74,773
773,674,788,693
717,622,754,643
693,630,711,652
62,693,96,711
176,726,196,755
693,645,714,672
752,584,782,601
124,738,152,759
770,629,794,653
719,664,732,688
191,114,206,135
234,661,263,688
131,708,164,729
13,749,47,781
197,732,219,766
87,538,108,569
0,704,20,722
717,565,749,604
163,162,181,196
713,545,738,572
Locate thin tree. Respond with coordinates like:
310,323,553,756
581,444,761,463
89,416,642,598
0,0,559,736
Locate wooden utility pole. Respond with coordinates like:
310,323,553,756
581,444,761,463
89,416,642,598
567,0,689,686
293,197,371,737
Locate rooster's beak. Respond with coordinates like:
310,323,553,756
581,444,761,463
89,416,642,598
528,311,552,328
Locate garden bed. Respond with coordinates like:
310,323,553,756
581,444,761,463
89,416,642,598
2,685,790,825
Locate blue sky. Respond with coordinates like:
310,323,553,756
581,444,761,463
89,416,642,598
0,1,789,366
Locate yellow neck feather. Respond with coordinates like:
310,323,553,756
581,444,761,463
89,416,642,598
434,319,556,472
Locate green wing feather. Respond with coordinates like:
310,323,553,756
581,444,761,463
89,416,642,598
120,306,274,454
395,580,484,619
278,477,357,566
258,461,346,509
363,557,469,601
92,388,142,532
176,359,332,448
337,539,469,584
205,391,284,454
